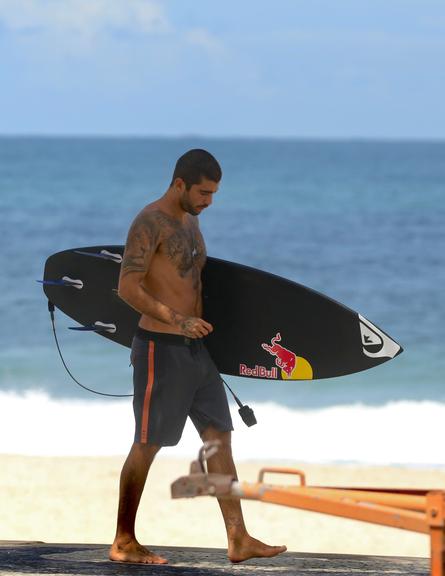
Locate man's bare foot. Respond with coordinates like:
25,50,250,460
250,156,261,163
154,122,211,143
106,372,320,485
228,534,287,563
109,538,168,564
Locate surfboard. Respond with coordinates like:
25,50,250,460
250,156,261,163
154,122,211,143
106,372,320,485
41,245,402,380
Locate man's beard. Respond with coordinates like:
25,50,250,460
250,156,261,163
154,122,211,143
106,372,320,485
180,192,200,216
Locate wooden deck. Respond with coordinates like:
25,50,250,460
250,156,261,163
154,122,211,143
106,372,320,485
0,541,429,575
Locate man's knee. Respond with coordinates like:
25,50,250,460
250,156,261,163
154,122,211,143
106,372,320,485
200,425,232,448
131,441,161,460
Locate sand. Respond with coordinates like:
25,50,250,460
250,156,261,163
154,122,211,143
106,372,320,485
2,453,445,558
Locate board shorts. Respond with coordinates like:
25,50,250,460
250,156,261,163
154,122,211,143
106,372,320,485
131,327,234,447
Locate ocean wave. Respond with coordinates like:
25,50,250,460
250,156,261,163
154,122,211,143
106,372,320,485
0,390,444,466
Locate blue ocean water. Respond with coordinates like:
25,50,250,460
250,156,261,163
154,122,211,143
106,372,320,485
1,137,444,462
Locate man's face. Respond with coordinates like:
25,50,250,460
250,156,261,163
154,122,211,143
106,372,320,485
178,177,219,216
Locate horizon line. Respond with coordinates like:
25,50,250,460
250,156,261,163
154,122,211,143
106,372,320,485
0,133,444,143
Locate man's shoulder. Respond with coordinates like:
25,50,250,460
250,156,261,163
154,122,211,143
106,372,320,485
126,204,170,244
138,200,162,218
133,204,176,227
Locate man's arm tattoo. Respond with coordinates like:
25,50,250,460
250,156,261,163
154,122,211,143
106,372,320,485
121,211,161,279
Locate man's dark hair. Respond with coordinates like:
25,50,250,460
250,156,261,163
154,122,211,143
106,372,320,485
171,149,222,189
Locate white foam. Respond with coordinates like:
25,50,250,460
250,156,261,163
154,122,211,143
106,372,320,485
1,390,444,466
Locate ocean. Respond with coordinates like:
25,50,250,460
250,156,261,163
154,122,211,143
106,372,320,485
1,136,444,465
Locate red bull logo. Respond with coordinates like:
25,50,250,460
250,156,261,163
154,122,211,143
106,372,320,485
239,364,278,378
262,332,313,380
261,333,296,377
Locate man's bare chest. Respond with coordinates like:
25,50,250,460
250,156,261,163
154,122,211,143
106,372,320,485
157,225,206,278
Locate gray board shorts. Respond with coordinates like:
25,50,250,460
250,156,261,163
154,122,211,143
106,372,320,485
131,327,233,446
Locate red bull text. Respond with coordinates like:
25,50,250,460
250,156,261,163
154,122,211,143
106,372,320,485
239,364,278,378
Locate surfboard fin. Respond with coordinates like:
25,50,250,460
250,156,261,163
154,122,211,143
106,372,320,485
69,322,117,334
37,277,83,289
74,249,123,263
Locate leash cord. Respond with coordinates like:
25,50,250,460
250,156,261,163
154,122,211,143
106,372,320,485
48,300,133,398
47,300,256,425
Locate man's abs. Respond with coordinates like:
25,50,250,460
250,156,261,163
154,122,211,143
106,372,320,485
138,254,203,334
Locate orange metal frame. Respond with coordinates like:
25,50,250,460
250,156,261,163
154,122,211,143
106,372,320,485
171,456,445,576
237,467,445,576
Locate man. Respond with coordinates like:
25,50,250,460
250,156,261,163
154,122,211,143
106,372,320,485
109,149,287,565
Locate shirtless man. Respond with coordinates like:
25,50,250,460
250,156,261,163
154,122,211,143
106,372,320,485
109,149,287,565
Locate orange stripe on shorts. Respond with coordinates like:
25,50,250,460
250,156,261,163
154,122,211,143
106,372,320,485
140,340,155,444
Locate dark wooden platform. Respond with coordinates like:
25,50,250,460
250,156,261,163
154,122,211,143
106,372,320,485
0,542,429,575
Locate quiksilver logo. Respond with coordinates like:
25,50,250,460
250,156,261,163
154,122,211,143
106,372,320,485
359,315,401,359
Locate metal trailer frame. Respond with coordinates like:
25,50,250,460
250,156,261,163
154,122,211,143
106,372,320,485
171,443,445,576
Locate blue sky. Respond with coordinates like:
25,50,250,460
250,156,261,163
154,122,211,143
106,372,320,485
0,0,444,138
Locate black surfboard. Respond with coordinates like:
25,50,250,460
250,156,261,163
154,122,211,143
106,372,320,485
41,245,402,380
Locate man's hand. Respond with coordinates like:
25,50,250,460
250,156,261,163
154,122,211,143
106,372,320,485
179,316,213,338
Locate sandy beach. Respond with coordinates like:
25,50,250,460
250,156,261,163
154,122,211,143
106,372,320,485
2,453,445,558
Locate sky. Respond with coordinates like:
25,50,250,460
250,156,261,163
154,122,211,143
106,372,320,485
0,0,444,139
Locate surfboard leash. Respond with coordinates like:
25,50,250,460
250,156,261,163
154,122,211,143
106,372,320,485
47,300,133,398
220,377,257,427
47,299,258,424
